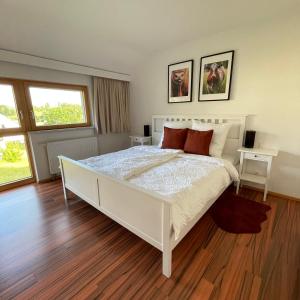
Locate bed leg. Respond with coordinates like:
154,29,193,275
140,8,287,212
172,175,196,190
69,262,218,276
162,202,172,278
59,158,69,208
62,185,69,208
163,249,172,278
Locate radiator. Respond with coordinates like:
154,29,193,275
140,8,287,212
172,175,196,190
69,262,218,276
46,136,98,174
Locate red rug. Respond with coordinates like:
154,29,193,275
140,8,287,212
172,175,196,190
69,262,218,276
209,191,271,234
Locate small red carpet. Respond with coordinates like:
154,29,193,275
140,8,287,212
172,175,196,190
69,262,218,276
209,191,271,234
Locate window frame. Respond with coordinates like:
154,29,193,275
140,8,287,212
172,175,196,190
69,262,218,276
0,78,29,135
23,80,91,131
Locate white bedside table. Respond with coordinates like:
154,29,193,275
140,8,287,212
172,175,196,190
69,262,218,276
236,147,278,201
130,135,152,146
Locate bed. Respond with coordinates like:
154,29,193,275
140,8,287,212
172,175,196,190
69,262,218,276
58,114,247,277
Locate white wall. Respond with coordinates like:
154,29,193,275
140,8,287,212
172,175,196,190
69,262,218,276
131,14,300,198
0,61,129,181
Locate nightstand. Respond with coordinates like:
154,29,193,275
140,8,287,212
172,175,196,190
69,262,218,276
236,147,278,201
130,136,152,146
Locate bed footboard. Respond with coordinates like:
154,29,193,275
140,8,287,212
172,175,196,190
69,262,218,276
58,156,173,277
59,157,100,209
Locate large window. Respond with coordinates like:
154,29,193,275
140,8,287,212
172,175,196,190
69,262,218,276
0,79,34,191
0,78,90,191
25,82,90,130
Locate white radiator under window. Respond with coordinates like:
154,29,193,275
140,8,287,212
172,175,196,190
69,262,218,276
46,136,98,174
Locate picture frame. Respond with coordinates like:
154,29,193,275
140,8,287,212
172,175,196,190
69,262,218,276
168,60,193,103
198,50,234,101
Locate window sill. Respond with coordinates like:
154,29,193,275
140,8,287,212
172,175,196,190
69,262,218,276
28,126,95,134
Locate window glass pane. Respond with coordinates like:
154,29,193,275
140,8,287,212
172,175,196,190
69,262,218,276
0,84,21,129
0,135,32,185
29,87,87,126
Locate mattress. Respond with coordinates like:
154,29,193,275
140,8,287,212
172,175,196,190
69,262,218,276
80,146,239,239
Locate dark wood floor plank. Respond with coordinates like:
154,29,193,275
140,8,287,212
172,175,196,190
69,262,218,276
14,226,129,299
64,240,152,299
190,278,214,300
167,249,212,299
0,181,299,300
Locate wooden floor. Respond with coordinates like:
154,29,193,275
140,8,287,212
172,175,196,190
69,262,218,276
0,181,299,300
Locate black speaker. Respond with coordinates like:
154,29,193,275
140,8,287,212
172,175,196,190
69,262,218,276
244,130,256,148
144,125,150,137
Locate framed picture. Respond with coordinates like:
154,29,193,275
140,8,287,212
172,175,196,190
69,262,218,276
168,60,193,103
198,50,234,101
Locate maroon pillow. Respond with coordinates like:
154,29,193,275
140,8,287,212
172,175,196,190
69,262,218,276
161,127,188,150
184,129,213,156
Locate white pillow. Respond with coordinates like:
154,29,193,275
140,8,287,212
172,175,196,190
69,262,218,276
159,121,191,147
192,120,231,157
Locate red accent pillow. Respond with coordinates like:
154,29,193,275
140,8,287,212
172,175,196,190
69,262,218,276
184,129,214,155
161,127,188,150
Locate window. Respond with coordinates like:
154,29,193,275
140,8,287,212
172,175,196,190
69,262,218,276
0,135,33,187
0,83,22,130
0,78,90,191
25,82,90,130
0,79,35,191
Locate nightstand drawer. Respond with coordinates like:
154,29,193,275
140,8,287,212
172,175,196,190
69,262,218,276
244,152,269,162
133,137,141,142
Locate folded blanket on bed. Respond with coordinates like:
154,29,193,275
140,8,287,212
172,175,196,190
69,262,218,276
99,152,179,180
80,146,182,180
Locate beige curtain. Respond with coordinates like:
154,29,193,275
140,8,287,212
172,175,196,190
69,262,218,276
93,76,130,134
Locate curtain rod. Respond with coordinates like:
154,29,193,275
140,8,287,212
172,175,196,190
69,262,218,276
0,48,131,81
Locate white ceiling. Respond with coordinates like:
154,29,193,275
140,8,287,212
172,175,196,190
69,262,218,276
0,0,299,73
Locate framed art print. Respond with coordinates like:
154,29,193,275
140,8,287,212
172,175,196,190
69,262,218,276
198,50,234,101
168,60,193,103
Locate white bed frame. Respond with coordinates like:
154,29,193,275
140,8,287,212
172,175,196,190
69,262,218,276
59,114,247,277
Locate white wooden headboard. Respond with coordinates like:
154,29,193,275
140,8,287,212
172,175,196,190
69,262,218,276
152,114,247,159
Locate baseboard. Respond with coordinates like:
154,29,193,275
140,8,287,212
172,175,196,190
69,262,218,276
38,176,61,184
242,184,300,202
0,177,35,192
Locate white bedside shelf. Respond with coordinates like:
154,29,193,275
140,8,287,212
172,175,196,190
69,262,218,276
240,173,267,185
130,135,152,146
236,147,278,201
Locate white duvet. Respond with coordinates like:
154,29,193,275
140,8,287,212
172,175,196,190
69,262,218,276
80,146,239,239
